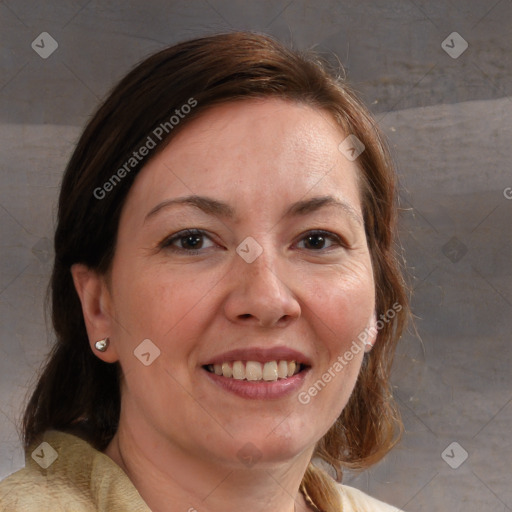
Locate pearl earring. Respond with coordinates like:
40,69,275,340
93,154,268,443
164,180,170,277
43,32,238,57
94,337,109,352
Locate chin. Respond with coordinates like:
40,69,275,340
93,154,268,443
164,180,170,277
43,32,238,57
223,418,318,467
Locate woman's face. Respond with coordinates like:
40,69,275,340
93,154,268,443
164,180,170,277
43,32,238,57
103,98,375,465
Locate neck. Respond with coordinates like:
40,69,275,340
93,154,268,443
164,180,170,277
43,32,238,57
104,422,315,512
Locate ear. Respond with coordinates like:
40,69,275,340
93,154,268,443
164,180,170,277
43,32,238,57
70,263,119,363
364,312,378,353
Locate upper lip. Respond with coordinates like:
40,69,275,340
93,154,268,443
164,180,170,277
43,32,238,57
202,346,312,366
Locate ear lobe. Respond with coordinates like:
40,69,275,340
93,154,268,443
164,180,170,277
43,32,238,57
364,312,378,353
70,263,119,363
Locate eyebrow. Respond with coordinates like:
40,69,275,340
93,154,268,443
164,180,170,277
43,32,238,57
144,194,363,226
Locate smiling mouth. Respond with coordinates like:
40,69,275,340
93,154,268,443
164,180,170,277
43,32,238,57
203,360,306,381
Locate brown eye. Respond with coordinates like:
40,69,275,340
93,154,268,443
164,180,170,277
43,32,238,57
296,230,345,251
161,229,215,253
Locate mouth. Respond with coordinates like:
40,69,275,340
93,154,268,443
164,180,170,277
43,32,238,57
200,346,311,399
203,360,306,381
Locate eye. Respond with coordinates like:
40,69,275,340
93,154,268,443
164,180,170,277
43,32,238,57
160,228,347,255
160,229,215,254
295,230,346,251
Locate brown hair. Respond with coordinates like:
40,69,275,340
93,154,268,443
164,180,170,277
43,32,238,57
22,31,408,511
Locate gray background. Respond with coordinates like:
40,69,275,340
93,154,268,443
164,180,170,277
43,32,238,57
1,1,511,511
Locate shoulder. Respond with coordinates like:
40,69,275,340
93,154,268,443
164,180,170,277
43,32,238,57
335,483,406,512
0,430,94,511
0,430,149,512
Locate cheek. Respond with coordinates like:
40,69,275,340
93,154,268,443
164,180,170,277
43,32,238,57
110,267,212,419
114,263,220,341
302,257,375,350
293,258,374,421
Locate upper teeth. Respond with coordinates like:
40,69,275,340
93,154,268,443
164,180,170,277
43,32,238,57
206,360,301,381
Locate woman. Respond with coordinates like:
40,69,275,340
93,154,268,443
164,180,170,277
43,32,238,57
0,32,408,511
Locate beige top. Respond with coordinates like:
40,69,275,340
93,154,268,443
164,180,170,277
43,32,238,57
0,430,404,511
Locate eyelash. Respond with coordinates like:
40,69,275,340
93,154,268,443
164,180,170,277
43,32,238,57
159,228,348,255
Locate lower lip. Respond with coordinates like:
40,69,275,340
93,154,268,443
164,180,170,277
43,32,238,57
202,367,309,400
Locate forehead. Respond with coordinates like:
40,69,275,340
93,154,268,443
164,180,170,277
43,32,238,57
123,98,363,223
164,98,342,170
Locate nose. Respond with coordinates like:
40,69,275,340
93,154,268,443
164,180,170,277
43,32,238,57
223,242,301,328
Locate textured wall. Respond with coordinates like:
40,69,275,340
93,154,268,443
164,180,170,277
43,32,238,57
1,2,511,511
